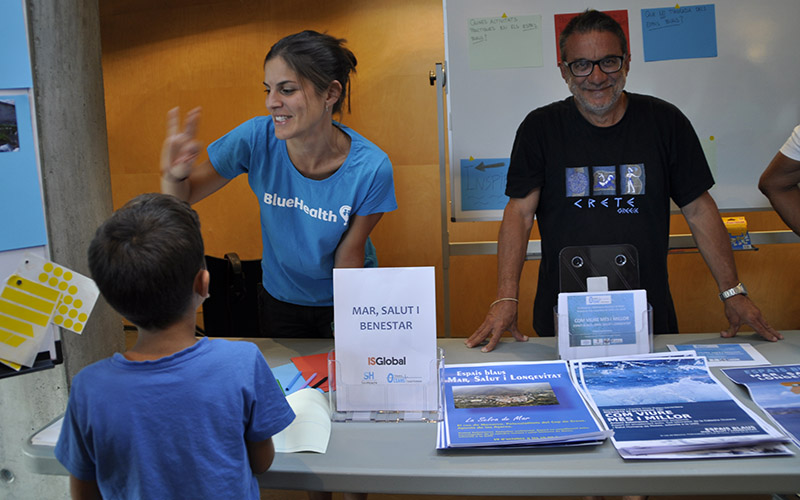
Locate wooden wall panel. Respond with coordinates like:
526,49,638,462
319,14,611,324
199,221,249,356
100,0,798,340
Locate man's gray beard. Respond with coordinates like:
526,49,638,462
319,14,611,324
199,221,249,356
568,74,626,117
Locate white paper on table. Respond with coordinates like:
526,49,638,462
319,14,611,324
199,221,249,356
273,389,331,454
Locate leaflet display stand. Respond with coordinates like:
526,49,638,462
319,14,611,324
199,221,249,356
327,348,444,423
554,245,654,359
555,302,653,360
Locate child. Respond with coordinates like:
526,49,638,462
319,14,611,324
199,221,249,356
55,193,294,499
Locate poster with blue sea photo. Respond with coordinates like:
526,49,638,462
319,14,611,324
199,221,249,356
438,361,608,449
574,357,788,456
723,365,800,447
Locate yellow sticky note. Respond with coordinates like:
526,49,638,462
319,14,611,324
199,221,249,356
0,358,23,371
0,274,58,366
0,253,100,367
17,253,99,335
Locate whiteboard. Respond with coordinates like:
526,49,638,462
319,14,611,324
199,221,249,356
444,0,800,221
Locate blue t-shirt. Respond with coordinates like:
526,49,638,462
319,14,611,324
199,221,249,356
208,117,397,306
55,338,295,500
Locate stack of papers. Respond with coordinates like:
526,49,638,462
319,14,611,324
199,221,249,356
668,343,770,367
571,354,792,459
30,417,63,447
437,361,610,449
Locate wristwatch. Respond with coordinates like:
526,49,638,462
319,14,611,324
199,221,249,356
719,282,748,301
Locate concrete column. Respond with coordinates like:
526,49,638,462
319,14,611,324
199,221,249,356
0,1,122,498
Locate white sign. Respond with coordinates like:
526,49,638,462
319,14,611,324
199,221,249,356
333,267,438,412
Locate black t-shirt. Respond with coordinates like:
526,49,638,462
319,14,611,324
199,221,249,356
506,92,714,336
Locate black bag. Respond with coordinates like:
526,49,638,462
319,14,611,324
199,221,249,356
202,253,261,337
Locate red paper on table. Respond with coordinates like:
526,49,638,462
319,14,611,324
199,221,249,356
290,352,331,392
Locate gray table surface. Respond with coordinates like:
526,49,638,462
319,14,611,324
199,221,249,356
24,332,800,496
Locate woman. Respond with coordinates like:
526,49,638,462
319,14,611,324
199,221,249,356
161,30,397,338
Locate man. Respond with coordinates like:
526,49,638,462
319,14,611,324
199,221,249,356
467,9,781,355
759,125,800,236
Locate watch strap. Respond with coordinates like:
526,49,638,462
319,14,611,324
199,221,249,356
719,282,747,301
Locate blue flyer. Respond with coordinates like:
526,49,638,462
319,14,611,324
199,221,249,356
438,361,608,449
557,289,649,360
668,343,769,367
574,357,789,456
723,365,800,447
566,292,637,346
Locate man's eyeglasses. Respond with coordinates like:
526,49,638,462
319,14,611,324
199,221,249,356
563,56,625,77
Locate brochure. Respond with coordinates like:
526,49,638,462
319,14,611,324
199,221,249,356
668,343,770,367
571,356,791,459
437,361,610,449
557,289,649,360
723,364,800,447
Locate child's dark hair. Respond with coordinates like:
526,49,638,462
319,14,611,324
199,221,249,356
88,193,205,330
264,30,357,114
559,9,628,61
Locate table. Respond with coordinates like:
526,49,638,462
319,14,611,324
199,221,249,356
24,332,800,497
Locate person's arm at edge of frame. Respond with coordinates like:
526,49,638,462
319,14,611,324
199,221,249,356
69,475,102,500
465,188,540,352
246,437,276,474
333,213,384,268
680,191,782,341
758,151,800,237
160,107,231,204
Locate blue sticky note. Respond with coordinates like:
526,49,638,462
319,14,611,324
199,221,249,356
460,157,510,211
0,0,34,89
0,94,48,252
641,4,717,62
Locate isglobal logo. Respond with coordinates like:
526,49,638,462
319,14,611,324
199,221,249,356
367,356,407,366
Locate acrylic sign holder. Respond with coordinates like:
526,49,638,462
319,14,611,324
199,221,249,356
327,348,444,423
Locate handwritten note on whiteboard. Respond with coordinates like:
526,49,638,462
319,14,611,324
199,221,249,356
460,157,510,211
641,4,718,62
468,14,543,70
